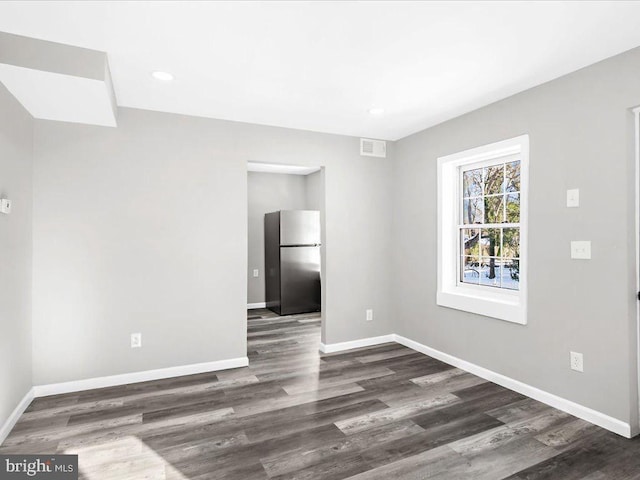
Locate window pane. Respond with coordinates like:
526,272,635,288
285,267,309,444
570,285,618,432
461,256,480,284
505,161,520,193
484,195,504,223
461,228,480,256
463,168,482,197
506,193,520,223
480,228,502,257
503,228,520,258
501,259,520,290
484,164,504,195
479,258,501,287
463,197,483,224
458,158,521,293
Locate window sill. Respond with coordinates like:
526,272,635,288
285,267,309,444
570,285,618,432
437,287,527,325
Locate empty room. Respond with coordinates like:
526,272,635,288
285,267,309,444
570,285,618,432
2,1,640,478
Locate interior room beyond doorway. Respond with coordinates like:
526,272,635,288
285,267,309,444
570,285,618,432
246,162,324,319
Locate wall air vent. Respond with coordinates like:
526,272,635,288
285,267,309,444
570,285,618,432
360,138,386,158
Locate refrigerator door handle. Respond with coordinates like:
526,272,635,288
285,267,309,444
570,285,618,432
281,244,321,248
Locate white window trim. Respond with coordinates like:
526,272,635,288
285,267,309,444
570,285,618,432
437,134,529,325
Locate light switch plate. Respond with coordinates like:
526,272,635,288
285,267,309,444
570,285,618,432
253,269,259,278
0,199,12,214
566,189,579,208
571,241,591,260
131,333,142,348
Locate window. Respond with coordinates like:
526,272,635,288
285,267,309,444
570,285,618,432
460,159,521,290
437,135,528,324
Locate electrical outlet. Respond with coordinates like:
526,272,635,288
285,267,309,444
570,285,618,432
131,333,142,348
253,269,259,278
570,351,583,372
366,309,373,321
0,199,12,214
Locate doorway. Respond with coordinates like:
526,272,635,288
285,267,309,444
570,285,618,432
245,162,326,352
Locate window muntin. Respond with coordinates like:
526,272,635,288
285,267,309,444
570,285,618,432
459,158,521,291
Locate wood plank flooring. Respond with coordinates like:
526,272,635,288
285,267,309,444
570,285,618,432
2,309,640,479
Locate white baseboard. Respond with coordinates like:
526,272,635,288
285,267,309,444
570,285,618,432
0,388,35,445
33,357,249,397
320,334,395,354
394,335,631,438
1,357,249,443
248,302,266,309
4,334,632,440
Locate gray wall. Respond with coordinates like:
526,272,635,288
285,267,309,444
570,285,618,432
32,108,394,385
247,172,308,305
0,83,33,430
305,170,324,212
392,47,640,427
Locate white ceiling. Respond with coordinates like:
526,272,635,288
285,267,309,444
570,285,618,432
1,1,640,140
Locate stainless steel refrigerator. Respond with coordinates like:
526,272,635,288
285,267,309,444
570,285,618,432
264,210,321,315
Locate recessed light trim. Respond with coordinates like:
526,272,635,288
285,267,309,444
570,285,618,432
368,107,385,116
151,71,174,82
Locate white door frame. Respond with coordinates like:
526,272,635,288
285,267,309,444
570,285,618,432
634,106,640,436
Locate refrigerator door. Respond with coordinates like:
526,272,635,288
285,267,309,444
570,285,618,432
280,245,321,315
280,210,320,246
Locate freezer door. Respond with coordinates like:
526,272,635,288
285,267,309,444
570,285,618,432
280,246,321,315
280,210,320,246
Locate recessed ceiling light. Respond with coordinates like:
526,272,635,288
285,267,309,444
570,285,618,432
151,71,174,82
368,107,385,116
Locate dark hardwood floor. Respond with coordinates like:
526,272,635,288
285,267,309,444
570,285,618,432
2,309,640,479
